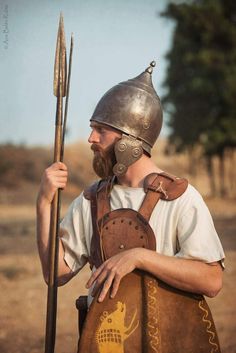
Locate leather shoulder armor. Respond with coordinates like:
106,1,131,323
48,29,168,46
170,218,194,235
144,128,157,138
143,172,188,201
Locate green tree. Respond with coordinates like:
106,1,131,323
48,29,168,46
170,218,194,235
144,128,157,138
162,0,236,196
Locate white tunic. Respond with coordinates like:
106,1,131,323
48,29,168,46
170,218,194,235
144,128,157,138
60,184,225,273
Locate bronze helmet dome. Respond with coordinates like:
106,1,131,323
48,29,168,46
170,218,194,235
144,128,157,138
90,61,163,156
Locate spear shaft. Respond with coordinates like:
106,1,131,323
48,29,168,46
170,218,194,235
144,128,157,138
44,80,63,353
44,14,67,353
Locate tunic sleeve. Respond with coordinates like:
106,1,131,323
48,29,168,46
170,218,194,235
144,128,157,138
175,186,225,265
60,193,93,273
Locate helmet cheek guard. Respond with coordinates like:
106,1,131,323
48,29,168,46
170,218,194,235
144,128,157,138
113,135,143,176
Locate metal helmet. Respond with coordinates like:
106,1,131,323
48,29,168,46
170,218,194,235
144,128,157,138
91,61,163,154
90,61,163,176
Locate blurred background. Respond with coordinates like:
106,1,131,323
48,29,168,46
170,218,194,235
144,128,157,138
0,0,235,352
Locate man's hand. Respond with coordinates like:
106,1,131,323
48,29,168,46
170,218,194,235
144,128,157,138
86,248,141,302
38,162,68,204
36,162,72,285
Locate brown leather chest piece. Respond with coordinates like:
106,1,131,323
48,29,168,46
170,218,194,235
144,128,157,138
85,172,188,268
98,208,156,260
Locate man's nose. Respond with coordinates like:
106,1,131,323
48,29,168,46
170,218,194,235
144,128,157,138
88,129,100,144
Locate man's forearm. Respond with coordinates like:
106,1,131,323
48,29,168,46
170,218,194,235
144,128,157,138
36,162,72,285
137,249,223,297
36,196,51,282
87,247,223,302
36,196,73,285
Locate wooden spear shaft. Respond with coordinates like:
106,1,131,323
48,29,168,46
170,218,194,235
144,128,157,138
44,14,67,353
44,113,62,353
44,90,63,353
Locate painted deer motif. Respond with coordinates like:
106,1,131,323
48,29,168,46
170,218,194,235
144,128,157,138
96,301,139,353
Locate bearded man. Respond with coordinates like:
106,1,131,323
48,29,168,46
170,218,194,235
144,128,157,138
37,62,225,353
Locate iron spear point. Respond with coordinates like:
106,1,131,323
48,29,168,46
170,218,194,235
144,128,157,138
54,13,67,97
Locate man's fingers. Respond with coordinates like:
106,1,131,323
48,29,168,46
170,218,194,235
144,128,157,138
91,275,106,297
55,182,67,189
39,163,68,202
86,252,135,302
51,161,68,171
90,270,108,296
55,171,68,177
45,170,68,179
98,273,115,302
55,176,68,183
86,265,104,288
44,169,68,186
110,275,121,299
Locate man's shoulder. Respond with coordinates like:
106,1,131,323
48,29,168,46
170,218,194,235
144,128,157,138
176,183,206,212
156,171,203,201
183,183,204,199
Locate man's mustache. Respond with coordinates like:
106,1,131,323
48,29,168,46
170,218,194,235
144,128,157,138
91,137,121,154
91,144,101,153
91,144,111,154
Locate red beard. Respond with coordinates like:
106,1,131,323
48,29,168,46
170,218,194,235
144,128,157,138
91,142,117,179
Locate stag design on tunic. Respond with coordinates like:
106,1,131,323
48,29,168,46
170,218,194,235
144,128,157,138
96,301,139,353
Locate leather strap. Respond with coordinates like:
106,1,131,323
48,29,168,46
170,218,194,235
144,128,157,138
139,172,188,221
85,178,113,268
96,180,112,220
86,181,102,268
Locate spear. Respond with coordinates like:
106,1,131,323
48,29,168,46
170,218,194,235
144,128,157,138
44,14,73,353
61,33,74,160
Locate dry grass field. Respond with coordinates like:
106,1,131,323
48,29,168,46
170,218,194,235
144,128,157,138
0,141,235,353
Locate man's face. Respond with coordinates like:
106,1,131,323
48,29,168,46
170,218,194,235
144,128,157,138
88,122,121,178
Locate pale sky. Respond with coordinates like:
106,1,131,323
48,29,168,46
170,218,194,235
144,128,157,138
0,0,174,146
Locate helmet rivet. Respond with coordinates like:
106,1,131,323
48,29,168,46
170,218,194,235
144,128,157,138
132,147,142,158
143,121,150,129
113,162,127,176
118,141,127,152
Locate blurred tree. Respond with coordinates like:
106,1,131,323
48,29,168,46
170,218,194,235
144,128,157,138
162,0,236,196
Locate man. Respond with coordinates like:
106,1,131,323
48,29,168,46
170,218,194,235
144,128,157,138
37,62,225,352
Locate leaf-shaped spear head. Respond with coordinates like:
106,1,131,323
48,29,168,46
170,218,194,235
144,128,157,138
54,13,67,97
